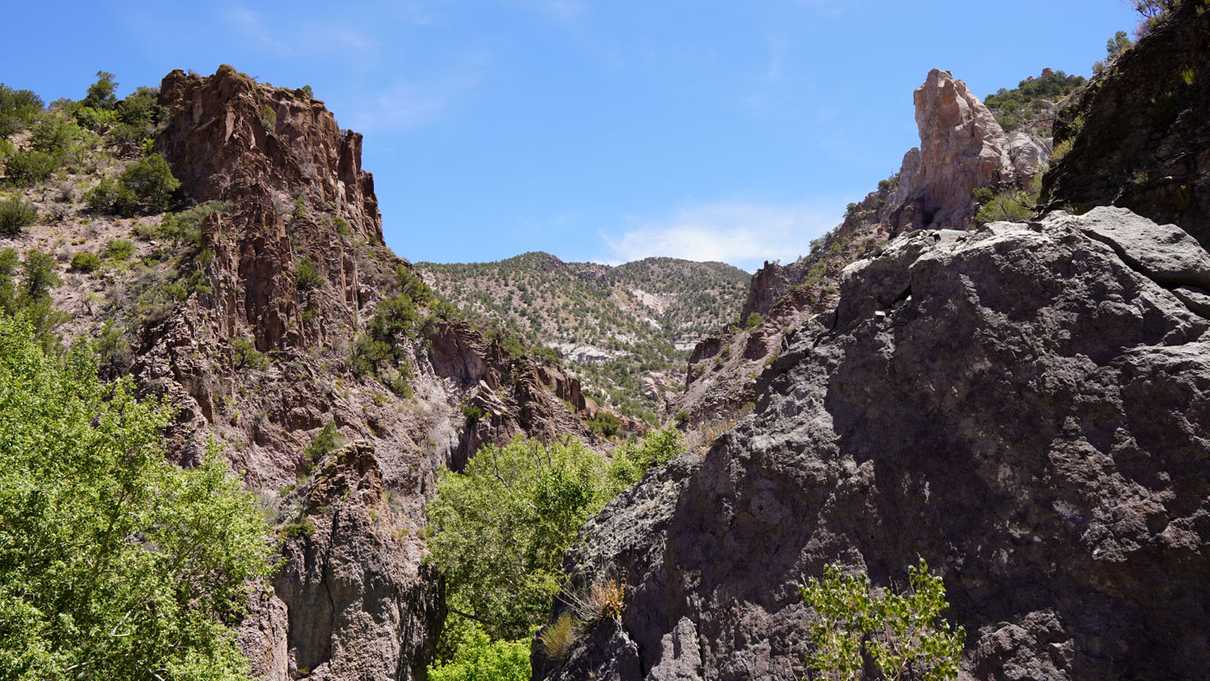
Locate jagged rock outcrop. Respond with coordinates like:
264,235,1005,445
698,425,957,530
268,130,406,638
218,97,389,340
886,69,1025,232
94,66,607,680
677,67,1056,433
157,65,387,352
541,207,1210,681
1043,0,1210,249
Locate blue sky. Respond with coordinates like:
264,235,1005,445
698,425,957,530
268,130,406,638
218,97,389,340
5,1,1140,271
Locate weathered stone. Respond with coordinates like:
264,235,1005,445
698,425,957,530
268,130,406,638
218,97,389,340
886,69,1022,232
1043,1,1210,248
545,208,1210,681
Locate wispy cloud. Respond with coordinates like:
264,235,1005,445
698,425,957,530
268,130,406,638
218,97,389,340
599,200,843,271
224,5,380,59
346,55,486,133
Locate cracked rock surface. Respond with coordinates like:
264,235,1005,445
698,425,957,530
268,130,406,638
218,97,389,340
538,208,1210,681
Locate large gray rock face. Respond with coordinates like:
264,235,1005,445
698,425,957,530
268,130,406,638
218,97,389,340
541,208,1210,681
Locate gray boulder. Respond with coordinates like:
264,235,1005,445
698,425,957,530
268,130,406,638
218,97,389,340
539,208,1210,681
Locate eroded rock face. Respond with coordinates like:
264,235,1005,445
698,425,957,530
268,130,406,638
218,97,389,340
1043,1,1210,248
543,207,1210,681
886,69,1023,231
124,66,604,680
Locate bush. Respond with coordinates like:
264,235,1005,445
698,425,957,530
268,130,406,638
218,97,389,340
0,315,273,679
587,410,622,438
232,336,268,370
802,559,965,681
0,195,37,235
425,437,612,641
152,201,226,246
70,251,101,272
0,84,43,137
303,422,342,465
295,256,323,292
538,612,579,661
428,624,529,681
4,149,58,186
103,238,135,262
606,427,683,492
118,153,179,214
744,311,765,329
86,154,180,216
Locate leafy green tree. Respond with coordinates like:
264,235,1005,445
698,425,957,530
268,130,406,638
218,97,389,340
82,70,119,110
802,560,965,681
426,437,611,642
1106,31,1133,60
427,624,530,681
0,313,273,680
119,153,180,213
0,85,43,137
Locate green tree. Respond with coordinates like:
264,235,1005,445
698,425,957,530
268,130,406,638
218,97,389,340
82,70,119,110
427,624,530,681
0,313,273,680
425,437,611,642
1106,30,1133,60
802,560,965,681
0,85,43,137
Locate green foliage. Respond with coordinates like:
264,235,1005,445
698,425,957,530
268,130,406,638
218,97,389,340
103,238,135,262
350,266,435,394
0,249,64,351
232,336,269,370
0,84,43,137
1050,139,1074,163
462,403,484,423
974,175,1041,225
29,115,83,157
1106,31,1133,61
82,70,118,110
425,437,612,641
150,201,227,247
20,250,58,300
605,427,683,492
258,105,277,134
4,149,58,187
299,85,314,99
744,311,765,329
984,70,1086,132
303,422,342,465
0,195,37,235
295,256,323,292
118,153,179,213
86,153,180,215
539,612,579,660
70,251,102,273
427,624,530,681
801,560,965,681
0,314,272,679
587,410,622,438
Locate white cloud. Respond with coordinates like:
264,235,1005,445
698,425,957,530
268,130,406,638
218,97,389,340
346,56,485,133
600,200,844,271
224,5,379,58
